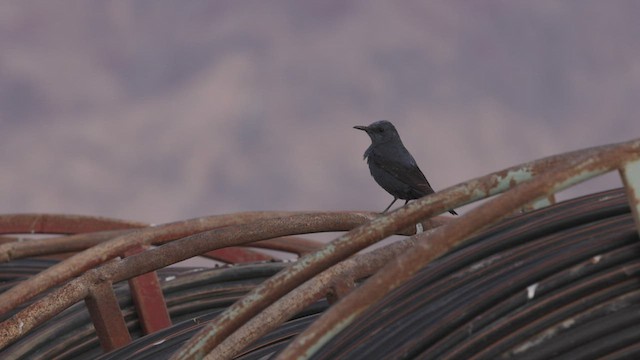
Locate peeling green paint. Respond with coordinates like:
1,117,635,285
492,168,534,196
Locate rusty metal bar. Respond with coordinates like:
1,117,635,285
248,237,324,256
620,158,640,235
0,236,19,244
0,214,146,234
276,139,640,359
104,213,394,285
0,232,309,265
0,210,421,324
0,229,137,263
207,236,420,360
0,274,91,348
0,212,391,350
204,247,274,263
0,214,431,264
170,139,640,360
85,278,132,351
124,246,172,335
0,211,324,318
523,194,556,212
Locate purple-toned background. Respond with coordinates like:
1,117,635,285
1,2,639,224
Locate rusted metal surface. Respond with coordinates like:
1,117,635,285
170,213,448,360
0,214,146,234
0,230,290,264
85,279,132,351
167,138,639,360
276,139,640,359
306,193,638,359
249,236,325,256
0,215,432,264
0,236,20,245
2,186,635,359
204,247,274,263
0,273,92,347
100,270,327,360
124,246,172,335
0,138,639,359
1,263,292,359
0,229,137,263
0,212,388,349
0,211,356,318
0,210,433,327
522,193,556,211
207,236,418,360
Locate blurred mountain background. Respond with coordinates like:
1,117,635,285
1,1,639,223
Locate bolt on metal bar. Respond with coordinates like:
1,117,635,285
170,139,639,360
276,139,640,359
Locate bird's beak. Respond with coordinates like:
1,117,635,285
353,125,368,132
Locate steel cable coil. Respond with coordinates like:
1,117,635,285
309,188,639,360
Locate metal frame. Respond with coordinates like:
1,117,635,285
0,138,638,359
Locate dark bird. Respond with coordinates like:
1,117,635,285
354,120,458,215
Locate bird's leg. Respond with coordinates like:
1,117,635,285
382,197,398,213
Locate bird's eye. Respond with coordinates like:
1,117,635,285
377,128,384,133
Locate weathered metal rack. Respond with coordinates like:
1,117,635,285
0,138,638,359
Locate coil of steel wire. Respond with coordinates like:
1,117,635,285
3,262,324,359
309,188,640,360
2,188,638,359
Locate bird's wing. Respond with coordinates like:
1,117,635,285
369,152,435,195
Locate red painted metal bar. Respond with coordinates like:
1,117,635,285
124,246,172,335
85,279,132,351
